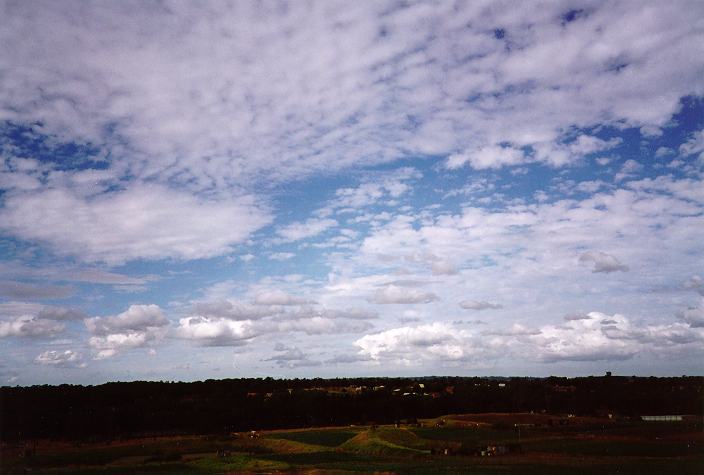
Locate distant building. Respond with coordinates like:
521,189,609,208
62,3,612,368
641,415,683,422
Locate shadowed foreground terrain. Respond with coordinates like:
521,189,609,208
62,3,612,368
1,413,702,474
1,376,702,473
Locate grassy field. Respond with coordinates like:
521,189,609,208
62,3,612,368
268,428,358,447
1,414,702,474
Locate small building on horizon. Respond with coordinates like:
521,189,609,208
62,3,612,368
640,415,683,422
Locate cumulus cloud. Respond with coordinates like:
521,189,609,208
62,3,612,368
176,300,375,346
579,251,629,273
655,146,674,158
459,300,503,311
679,129,704,158
368,285,439,304
2,1,704,379
531,312,638,362
614,159,644,182
85,304,169,358
354,312,704,366
176,316,258,347
0,316,65,339
264,345,321,369
0,302,86,339
176,313,372,347
0,185,271,264
355,323,474,362
678,301,704,328
533,312,704,362
35,350,85,368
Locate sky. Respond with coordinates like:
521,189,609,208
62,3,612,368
1,0,703,385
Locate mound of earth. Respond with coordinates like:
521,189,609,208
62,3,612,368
340,428,429,456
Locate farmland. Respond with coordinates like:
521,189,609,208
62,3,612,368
2,413,702,474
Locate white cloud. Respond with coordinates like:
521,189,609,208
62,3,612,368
35,350,86,368
0,184,271,264
2,2,701,191
268,252,295,261
355,323,474,362
640,125,663,137
368,285,439,304
447,144,526,170
678,301,704,328
530,312,704,362
1,2,704,380
459,300,503,311
176,312,372,347
254,290,313,306
655,146,673,158
431,260,458,276
530,312,637,362
354,312,704,366
176,316,258,347
276,218,338,243
0,302,86,339
326,167,421,212
85,304,169,358
614,159,644,182
579,251,629,273
679,129,704,158
0,315,65,339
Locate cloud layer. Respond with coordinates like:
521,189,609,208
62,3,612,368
2,1,702,190
0,1,702,383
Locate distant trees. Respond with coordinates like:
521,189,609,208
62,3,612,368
1,376,701,441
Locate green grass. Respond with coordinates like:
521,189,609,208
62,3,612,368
2,417,701,474
412,426,518,445
267,429,357,447
189,453,289,472
340,428,431,456
524,438,703,457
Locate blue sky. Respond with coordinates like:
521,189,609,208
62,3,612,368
1,0,703,384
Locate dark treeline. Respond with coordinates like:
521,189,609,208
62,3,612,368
1,375,702,441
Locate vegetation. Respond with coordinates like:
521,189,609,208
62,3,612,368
1,375,702,442
1,416,702,474
1,376,702,472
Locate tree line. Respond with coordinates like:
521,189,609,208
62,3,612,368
1,375,701,441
